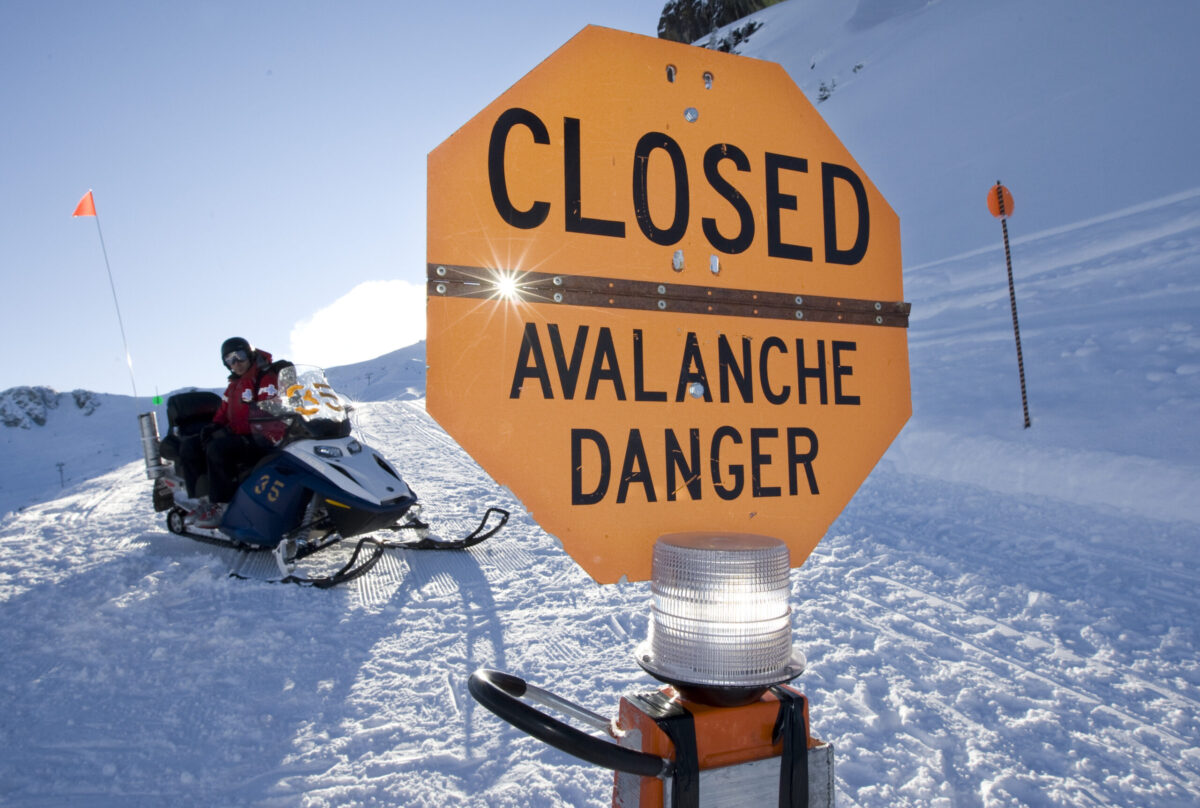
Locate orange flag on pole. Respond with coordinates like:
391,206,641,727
71,187,139,397
73,190,96,217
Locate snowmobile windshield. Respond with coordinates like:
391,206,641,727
257,365,352,442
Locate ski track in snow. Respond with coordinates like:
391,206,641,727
805,468,1200,807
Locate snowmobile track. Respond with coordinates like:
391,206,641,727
847,585,1198,789
864,575,1200,720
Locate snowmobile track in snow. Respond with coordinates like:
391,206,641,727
849,582,1198,754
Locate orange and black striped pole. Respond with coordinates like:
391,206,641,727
988,181,1030,428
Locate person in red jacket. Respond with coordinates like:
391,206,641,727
187,337,289,527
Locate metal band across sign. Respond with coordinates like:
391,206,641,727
429,264,911,328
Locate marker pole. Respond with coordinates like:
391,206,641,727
995,181,1030,428
75,191,138,399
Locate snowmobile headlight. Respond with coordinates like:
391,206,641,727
314,445,344,459
347,439,362,454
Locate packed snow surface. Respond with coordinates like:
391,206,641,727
3,1,1199,806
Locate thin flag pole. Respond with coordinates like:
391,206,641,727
74,190,138,399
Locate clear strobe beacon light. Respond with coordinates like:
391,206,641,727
637,532,805,706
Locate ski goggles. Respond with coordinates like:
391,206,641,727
224,349,250,368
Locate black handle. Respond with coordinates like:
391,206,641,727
467,668,668,778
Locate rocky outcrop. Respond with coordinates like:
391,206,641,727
658,0,780,49
0,386,101,429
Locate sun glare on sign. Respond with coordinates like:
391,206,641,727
493,270,521,302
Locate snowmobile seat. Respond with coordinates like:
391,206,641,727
159,391,223,461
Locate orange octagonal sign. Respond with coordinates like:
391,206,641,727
427,26,910,583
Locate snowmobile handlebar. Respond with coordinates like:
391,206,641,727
467,668,671,779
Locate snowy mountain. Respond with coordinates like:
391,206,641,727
324,340,428,403
723,0,1200,266
0,385,150,517
2,2,1199,806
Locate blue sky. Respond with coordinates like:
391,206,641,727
1,1,662,396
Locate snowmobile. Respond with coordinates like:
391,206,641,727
139,365,508,587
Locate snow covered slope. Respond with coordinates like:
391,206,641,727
1,187,1197,806
2,1,1199,805
0,387,152,518
731,0,1200,265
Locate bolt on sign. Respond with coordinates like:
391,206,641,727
427,26,910,583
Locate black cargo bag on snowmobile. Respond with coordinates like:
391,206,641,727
157,391,222,462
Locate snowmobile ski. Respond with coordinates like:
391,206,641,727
165,503,509,588
378,506,509,551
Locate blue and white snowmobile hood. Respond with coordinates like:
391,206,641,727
284,436,415,507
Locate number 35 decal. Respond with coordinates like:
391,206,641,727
254,474,285,502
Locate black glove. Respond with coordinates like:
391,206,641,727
200,423,221,443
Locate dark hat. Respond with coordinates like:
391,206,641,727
220,336,253,366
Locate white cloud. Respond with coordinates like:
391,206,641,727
289,279,425,369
